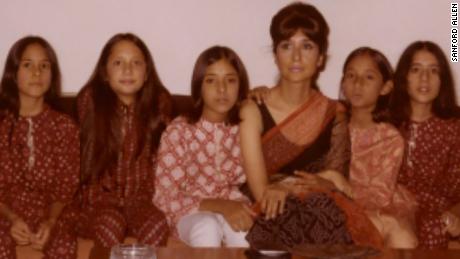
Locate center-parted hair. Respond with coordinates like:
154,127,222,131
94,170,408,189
0,36,61,118
390,41,460,127
79,33,172,184
187,45,249,125
341,47,394,123
270,2,329,55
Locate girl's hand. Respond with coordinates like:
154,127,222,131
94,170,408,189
219,200,256,232
442,211,460,237
316,170,353,197
247,86,270,104
261,182,289,220
10,217,31,245
30,219,55,250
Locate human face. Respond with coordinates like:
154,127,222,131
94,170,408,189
342,54,391,111
406,50,441,108
201,59,239,122
106,40,147,105
16,43,52,102
275,30,324,85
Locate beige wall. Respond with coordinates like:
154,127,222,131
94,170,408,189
1,0,458,99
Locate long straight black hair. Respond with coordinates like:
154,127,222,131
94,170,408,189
0,35,62,118
79,33,172,184
390,41,460,127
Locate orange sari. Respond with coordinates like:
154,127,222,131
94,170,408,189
246,92,383,251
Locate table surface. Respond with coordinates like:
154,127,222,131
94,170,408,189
150,247,460,259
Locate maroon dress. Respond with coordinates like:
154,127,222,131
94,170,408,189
0,106,80,259
398,116,460,249
45,90,169,259
73,88,169,249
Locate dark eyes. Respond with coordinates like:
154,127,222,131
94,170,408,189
302,43,314,49
40,62,51,69
227,77,238,83
112,60,144,66
279,42,314,50
343,72,377,81
133,60,144,66
21,61,51,70
409,66,440,74
366,74,376,80
279,42,291,50
203,77,238,84
409,67,420,73
21,61,32,68
343,72,355,80
430,67,440,74
204,78,214,84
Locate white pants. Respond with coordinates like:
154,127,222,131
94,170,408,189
177,211,249,248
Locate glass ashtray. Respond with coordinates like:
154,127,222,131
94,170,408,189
110,244,157,259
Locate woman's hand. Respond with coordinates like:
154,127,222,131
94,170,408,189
247,86,270,104
442,211,460,237
261,182,290,220
30,219,55,250
10,217,31,245
292,171,336,194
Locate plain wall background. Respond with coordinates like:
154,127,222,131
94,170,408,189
1,0,459,99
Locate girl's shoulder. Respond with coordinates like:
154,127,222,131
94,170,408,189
46,108,79,131
164,116,192,134
377,122,400,134
170,115,189,125
446,117,460,138
376,122,404,143
240,98,262,119
427,116,460,133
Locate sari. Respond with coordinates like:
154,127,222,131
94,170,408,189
245,91,383,252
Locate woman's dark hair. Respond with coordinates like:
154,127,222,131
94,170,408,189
186,45,249,125
270,2,329,56
0,35,62,118
390,41,460,126
340,47,394,123
79,33,172,184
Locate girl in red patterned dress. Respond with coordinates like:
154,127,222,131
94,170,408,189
339,47,417,248
154,46,252,247
75,33,172,258
0,36,80,259
390,41,460,249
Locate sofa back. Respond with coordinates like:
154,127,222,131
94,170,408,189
58,94,194,120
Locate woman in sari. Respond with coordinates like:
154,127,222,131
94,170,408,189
240,2,382,252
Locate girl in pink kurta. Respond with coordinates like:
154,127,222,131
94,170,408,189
390,41,460,249
339,47,417,248
154,46,251,247
0,36,79,259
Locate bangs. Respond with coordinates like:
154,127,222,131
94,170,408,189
281,16,321,38
270,4,328,54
